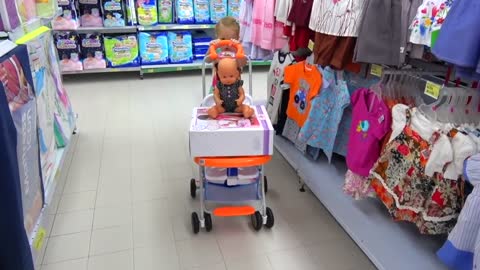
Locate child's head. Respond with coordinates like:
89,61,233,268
217,58,240,85
215,16,240,40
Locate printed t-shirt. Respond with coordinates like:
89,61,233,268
346,88,391,177
284,61,322,127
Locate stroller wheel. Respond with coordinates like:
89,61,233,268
204,212,213,232
190,178,196,198
251,211,263,231
265,207,274,229
264,176,268,194
191,212,200,234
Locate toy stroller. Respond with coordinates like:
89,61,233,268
189,40,274,233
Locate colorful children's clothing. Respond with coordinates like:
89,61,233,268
267,51,295,124
284,61,322,127
251,0,286,51
298,67,350,162
409,0,453,47
343,169,375,200
282,117,307,154
346,88,391,177
217,79,243,113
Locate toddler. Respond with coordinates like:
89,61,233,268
206,16,246,93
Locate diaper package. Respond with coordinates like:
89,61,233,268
52,0,79,30
227,0,240,19
193,0,209,23
104,34,139,67
139,32,169,65
79,0,103,27
125,0,137,25
210,0,227,23
80,33,107,69
167,31,193,63
101,0,126,27
158,0,173,23
55,32,83,71
137,0,158,26
175,0,194,24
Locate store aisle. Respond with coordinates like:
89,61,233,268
38,70,376,270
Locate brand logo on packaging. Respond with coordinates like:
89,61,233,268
57,40,77,49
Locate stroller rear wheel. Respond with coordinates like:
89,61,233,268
190,178,196,198
191,212,200,234
251,211,263,231
265,207,274,229
204,212,212,232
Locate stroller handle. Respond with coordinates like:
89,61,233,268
208,40,245,60
201,55,253,99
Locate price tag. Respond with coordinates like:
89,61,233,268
138,26,145,31
176,67,182,71
424,81,441,99
370,64,383,77
308,40,314,51
33,228,47,251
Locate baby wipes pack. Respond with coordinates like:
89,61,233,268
167,31,192,63
158,0,173,23
101,0,126,26
175,0,194,24
104,34,139,67
137,0,158,26
193,0,209,23
139,32,169,65
210,0,226,23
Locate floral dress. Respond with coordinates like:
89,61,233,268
409,0,454,47
369,109,464,234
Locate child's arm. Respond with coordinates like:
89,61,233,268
213,87,223,105
236,86,245,106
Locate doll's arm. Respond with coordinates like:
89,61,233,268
236,86,245,106
213,87,223,105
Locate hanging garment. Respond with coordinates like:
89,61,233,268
274,0,293,25
409,0,453,48
354,0,403,66
308,0,367,37
313,32,358,70
251,0,286,51
284,61,323,127
298,67,350,162
287,0,314,28
282,117,307,153
266,51,295,124
399,0,424,64
284,25,313,60
437,153,480,270
432,0,480,80
343,169,376,199
346,88,391,177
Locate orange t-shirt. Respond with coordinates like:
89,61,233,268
284,61,323,127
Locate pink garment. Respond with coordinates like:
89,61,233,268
346,88,391,177
251,0,286,50
343,170,375,200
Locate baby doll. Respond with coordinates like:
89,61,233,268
208,58,254,119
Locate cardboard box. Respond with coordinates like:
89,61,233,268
189,105,274,157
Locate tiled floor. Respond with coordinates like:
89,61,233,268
38,70,376,270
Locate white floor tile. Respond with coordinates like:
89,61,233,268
225,255,273,270
51,210,94,236
41,258,87,270
43,231,91,264
93,205,132,229
89,225,133,256
134,245,180,270
88,250,134,270
132,179,168,202
267,247,318,270
57,191,96,214
175,237,224,269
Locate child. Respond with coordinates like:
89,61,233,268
206,16,246,93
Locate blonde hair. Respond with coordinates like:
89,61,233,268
215,16,240,38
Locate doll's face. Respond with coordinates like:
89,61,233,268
217,58,239,85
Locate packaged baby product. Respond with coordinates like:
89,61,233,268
139,32,169,65
104,34,139,67
137,0,158,26
79,0,103,27
101,0,126,27
227,0,240,19
210,0,226,23
55,32,83,71
52,0,79,30
80,33,106,69
175,0,194,24
167,31,193,63
125,0,137,25
35,0,58,18
157,0,173,23
194,0,209,23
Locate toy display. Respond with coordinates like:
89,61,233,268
79,0,103,27
80,33,107,69
137,0,158,26
175,0,194,24
193,0,209,23
167,31,192,63
157,0,172,23
139,31,169,65
102,0,126,27
52,0,79,30
104,34,140,67
210,0,226,23
208,58,253,118
55,32,83,71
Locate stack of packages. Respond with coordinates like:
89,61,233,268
192,31,211,60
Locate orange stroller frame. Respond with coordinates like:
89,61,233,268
189,41,275,233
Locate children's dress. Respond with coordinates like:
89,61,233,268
218,80,243,113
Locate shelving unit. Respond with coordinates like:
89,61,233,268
273,135,448,270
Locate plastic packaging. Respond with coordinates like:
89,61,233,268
102,0,126,27
55,32,83,71
137,0,158,26
79,0,103,27
157,0,173,23
80,33,107,69
104,34,140,67
167,31,193,63
139,32,169,65
210,0,226,23
175,0,194,24
193,0,209,23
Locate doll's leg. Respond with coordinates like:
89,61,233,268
208,104,225,119
236,104,254,118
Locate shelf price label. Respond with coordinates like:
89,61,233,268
33,227,47,251
424,81,441,99
370,64,383,77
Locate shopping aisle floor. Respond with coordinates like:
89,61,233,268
39,70,376,270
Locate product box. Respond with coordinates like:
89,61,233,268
189,105,274,157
